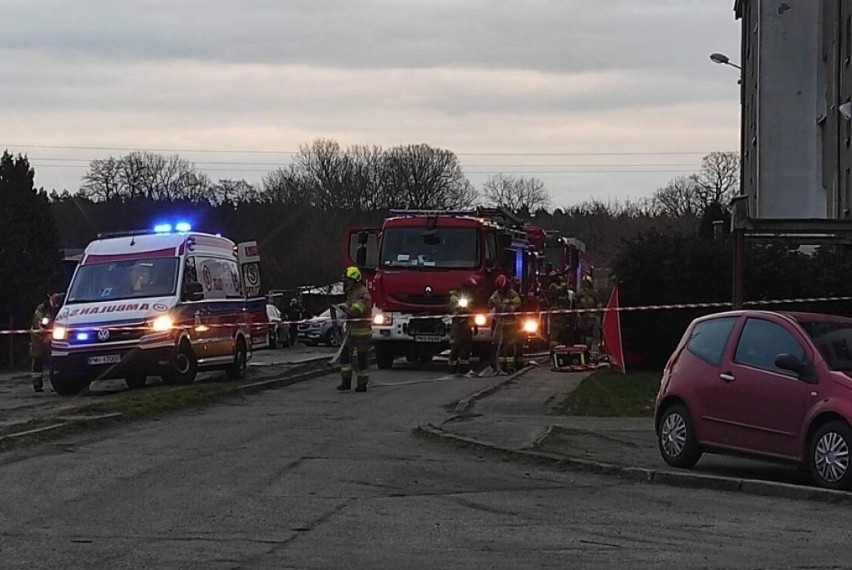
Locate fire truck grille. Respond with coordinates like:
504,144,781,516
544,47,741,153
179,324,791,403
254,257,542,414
393,294,449,306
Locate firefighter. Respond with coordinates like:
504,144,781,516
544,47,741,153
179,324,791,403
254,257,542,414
448,277,478,376
30,293,61,393
338,266,373,392
547,272,573,350
575,274,599,348
285,298,304,347
488,275,522,374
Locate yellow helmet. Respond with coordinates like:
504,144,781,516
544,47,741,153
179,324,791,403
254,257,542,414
344,266,362,281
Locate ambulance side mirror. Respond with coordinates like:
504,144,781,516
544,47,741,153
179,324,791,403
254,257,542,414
185,282,204,302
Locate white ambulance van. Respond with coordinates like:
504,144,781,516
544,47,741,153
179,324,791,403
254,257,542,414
50,224,266,395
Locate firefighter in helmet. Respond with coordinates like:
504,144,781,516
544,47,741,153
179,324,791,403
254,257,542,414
338,266,373,392
30,292,61,392
488,275,522,374
547,271,573,350
575,274,599,348
448,276,479,376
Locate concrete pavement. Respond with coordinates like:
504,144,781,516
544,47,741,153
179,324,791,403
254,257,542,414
2,361,852,568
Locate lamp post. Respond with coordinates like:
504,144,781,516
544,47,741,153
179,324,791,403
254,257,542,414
711,51,745,309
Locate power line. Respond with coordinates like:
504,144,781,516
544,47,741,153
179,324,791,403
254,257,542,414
3,142,734,156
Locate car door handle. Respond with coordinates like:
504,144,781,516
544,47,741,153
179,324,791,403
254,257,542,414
720,372,736,383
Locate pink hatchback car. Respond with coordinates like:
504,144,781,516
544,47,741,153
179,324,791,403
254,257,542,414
655,310,852,490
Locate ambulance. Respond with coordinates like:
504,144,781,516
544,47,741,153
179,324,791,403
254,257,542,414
50,223,266,395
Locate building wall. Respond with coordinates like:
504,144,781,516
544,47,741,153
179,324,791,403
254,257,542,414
738,0,828,219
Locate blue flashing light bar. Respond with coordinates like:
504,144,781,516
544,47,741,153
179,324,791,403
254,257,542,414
175,222,192,233
153,223,172,233
76,332,90,342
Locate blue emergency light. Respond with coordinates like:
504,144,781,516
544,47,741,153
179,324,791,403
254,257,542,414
76,332,90,342
153,223,172,233
175,222,192,233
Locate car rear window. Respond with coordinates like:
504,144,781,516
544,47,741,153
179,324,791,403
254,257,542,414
686,317,738,365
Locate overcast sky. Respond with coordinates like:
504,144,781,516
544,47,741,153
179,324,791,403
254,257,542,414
0,0,741,206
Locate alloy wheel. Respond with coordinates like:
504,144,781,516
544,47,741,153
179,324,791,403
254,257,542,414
814,431,850,484
660,412,687,458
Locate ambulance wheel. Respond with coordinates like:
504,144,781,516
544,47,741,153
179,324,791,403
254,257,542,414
50,372,89,396
125,373,147,390
226,337,248,380
375,345,394,369
163,341,197,385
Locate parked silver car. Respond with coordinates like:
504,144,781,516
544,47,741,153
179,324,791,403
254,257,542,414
265,304,289,348
297,305,345,347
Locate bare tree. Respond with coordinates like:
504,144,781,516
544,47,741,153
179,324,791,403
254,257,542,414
380,144,477,209
695,151,740,207
295,139,356,210
212,178,259,205
81,157,121,201
481,174,551,214
651,175,703,217
80,152,212,202
262,166,310,205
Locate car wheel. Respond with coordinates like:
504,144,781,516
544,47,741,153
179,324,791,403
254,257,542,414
809,421,852,490
657,403,702,469
50,371,89,396
375,344,394,370
125,373,147,390
163,341,197,385
226,338,248,380
327,328,342,348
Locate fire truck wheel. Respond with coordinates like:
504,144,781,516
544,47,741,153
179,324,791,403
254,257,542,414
125,373,147,390
375,345,395,369
226,337,248,380
50,372,89,396
163,341,198,385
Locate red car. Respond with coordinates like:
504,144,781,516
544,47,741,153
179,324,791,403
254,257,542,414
655,310,852,490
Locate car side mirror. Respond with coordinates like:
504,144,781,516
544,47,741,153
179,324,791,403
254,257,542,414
185,281,204,302
775,354,816,382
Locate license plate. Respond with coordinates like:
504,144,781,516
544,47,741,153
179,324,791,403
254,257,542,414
87,354,122,365
414,335,443,343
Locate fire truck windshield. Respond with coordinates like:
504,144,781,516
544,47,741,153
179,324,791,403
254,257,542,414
380,228,479,269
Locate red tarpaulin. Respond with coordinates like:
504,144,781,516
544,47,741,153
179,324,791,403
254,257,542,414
601,283,626,373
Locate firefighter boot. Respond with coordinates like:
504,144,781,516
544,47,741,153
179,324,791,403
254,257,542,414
355,373,368,392
337,377,352,391
31,373,43,393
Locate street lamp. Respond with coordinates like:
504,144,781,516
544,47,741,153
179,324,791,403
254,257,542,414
710,52,742,70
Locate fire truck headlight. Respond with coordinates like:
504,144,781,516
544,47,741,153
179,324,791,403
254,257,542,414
152,315,174,332
41,317,50,326
373,313,391,326
52,326,67,340
458,297,470,309
474,314,487,327
522,319,539,334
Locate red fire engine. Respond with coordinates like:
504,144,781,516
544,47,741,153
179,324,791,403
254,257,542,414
343,208,552,369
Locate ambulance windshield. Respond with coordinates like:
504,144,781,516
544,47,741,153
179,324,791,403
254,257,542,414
66,257,180,303
380,228,479,269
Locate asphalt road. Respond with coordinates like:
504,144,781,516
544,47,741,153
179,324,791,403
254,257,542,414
1,361,851,569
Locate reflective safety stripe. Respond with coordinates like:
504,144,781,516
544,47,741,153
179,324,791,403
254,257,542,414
350,330,372,338
356,372,369,378
340,365,353,373
350,302,365,315
459,360,469,365
448,360,458,366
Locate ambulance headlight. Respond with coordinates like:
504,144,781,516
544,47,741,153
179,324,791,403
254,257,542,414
474,314,487,327
152,315,174,332
522,319,539,334
52,326,67,340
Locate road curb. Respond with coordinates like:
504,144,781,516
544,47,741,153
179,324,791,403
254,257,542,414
453,365,536,414
413,424,852,504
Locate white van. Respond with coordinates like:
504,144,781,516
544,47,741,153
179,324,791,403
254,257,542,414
50,226,266,395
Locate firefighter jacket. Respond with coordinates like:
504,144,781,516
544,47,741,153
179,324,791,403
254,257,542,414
345,283,373,339
548,282,573,309
488,288,522,323
575,287,599,329
30,302,55,358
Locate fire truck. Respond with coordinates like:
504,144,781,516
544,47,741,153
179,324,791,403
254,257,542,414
343,208,551,369
540,230,589,289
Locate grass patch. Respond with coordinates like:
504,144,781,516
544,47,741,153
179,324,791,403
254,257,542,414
74,383,237,420
556,369,661,417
